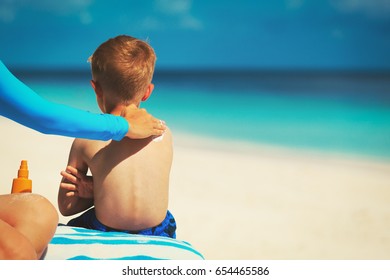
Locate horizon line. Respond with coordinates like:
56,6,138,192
11,66,390,76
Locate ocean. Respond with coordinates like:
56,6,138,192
17,69,390,160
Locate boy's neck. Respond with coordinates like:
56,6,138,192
106,102,140,116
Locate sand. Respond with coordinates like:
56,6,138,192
1,117,390,260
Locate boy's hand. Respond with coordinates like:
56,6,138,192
122,104,166,139
60,166,94,199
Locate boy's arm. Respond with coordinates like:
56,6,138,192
58,139,94,216
60,165,94,199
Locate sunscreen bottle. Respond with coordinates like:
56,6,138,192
11,160,32,193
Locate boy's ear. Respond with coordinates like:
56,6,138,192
141,83,154,102
90,80,103,98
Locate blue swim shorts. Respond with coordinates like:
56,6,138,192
67,207,176,238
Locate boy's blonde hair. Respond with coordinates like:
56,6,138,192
89,35,156,103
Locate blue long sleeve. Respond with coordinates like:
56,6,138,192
0,60,128,141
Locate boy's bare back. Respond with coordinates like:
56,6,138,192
64,128,173,231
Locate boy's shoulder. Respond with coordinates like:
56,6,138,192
73,137,92,146
152,126,172,143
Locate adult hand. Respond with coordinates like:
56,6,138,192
121,104,166,139
60,166,94,199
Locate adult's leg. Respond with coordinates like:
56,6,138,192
0,218,37,259
0,193,58,259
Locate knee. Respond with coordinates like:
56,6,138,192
20,194,59,259
29,195,59,232
0,194,58,260
14,194,58,240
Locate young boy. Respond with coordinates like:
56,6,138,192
57,35,176,238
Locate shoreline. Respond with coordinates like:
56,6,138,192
1,117,390,259
173,131,390,166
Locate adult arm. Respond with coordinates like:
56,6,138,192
0,60,165,141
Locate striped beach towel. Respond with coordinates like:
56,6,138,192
44,225,204,260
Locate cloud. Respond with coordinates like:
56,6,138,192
141,0,203,31
0,0,93,23
155,0,191,15
331,0,390,18
28,0,93,15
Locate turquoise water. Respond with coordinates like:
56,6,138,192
23,70,390,159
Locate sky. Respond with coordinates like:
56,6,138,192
0,0,389,70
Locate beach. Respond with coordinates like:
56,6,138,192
1,117,390,260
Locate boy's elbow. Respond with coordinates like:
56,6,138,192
57,200,72,217
59,207,73,217
58,205,67,216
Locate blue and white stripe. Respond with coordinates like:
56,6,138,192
44,226,204,260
